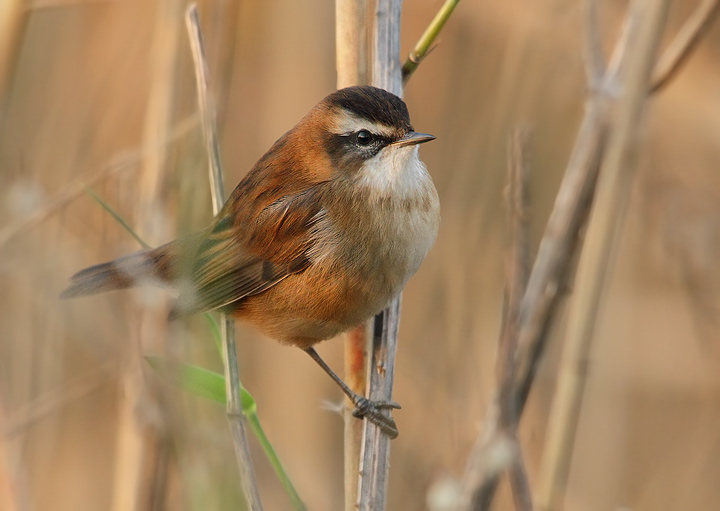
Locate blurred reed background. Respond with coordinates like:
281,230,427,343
1,0,719,510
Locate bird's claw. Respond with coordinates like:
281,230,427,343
351,396,401,439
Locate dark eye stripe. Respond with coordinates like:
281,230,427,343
324,129,396,171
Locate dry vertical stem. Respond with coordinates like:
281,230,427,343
499,130,532,511
582,0,605,88
357,302,402,511
497,130,530,392
351,0,461,507
536,1,671,509
185,5,263,510
336,0,369,89
335,2,370,508
0,0,26,118
371,0,403,97
186,5,224,209
354,2,404,510
459,131,536,511
342,323,371,510
139,0,183,506
0,400,22,511
112,1,182,509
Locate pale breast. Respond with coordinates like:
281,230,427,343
310,145,440,301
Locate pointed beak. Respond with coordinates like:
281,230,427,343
390,131,436,148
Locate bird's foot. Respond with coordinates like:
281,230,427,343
350,395,401,439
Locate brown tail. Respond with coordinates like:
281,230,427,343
60,245,176,299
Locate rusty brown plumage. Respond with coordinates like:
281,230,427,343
62,86,439,434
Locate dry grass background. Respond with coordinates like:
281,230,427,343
1,0,719,510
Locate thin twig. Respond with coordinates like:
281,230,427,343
185,5,263,510
0,116,196,251
508,437,532,511
500,130,532,511
536,1,670,508
582,0,605,88
3,364,117,437
186,5,224,212
511,99,607,419
459,131,535,511
497,129,530,385
401,0,460,84
650,0,719,92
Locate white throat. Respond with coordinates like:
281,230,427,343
356,145,430,199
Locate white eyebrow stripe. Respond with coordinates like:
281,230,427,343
330,111,396,138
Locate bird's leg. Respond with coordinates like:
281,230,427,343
303,347,400,439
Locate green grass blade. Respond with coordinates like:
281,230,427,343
146,356,226,404
88,187,302,508
84,186,152,249
203,313,224,358
245,412,305,510
145,357,304,509
402,0,461,82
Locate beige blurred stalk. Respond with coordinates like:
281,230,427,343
536,1,670,508
0,0,26,117
111,1,183,510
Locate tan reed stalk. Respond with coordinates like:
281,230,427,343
112,1,182,509
185,5,263,510
0,0,26,117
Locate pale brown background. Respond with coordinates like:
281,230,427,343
1,1,719,510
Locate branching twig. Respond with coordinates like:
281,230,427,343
185,5,263,510
536,1,670,508
401,0,460,84
650,0,719,92
461,0,717,508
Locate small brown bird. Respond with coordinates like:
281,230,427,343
62,86,439,437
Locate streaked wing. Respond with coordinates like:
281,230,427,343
170,186,324,318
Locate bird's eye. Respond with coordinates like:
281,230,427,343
356,130,373,146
